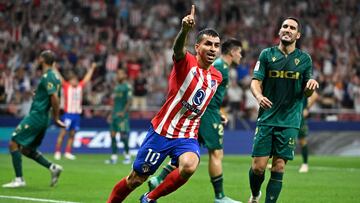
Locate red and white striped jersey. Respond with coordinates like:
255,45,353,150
151,52,222,139
62,80,85,114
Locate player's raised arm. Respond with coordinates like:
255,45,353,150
82,62,97,84
173,4,195,61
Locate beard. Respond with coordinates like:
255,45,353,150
280,38,295,46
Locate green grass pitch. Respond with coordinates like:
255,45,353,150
0,154,360,203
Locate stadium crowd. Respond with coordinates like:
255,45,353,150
0,0,359,120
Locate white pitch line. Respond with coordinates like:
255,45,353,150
0,195,80,203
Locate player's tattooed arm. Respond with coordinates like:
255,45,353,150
173,5,195,61
251,79,273,109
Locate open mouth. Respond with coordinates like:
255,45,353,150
206,53,216,61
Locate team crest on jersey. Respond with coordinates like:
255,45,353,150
47,82,53,90
272,57,276,62
193,89,206,106
254,61,260,71
295,58,300,66
211,80,216,88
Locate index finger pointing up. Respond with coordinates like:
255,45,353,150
190,4,195,17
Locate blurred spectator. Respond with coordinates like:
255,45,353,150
0,0,359,120
132,70,148,111
18,91,32,117
349,75,360,113
227,80,243,119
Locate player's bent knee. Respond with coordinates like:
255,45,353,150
127,171,148,189
272,157,286,172
210,149,224,161
272,162,286,172
252,167,266,175
8,141,19,151
179,152,199,176
179,162,198,178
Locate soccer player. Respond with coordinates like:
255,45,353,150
147,39,243,203
54,62,97,160
2,50,65,188
105,68,132,165
107,5,222,203
248,17,319,203
298,91,318,173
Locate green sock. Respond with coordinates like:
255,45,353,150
265,171,283,203
27,150,51,168
111,137,117,154
211,174,225,199
120,133,129,154
158,164,175,181
11,151,23,177
249,168,265,197
301,145,308,164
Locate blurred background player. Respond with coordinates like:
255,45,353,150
106,5,223,203
54,62,97,160
105,68,132,165
248,17,319,203
298,91,318,173
148,38,243,203
2,50,65,188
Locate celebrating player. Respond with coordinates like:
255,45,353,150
2,50,65,188
148,39,243,203
54,62,97,160
105,68,132,165
248,17,319,203
107,5,223,203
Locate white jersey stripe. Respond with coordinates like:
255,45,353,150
189,117,200,138
187,70,214,138
64,85,83,114
177,69,205,138
155,66,197,134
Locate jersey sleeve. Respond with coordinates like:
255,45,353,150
303,53,313,82
252,49,268,81
173,52,193,75
127,84,133,99
62,80,69,89
45,72,60,95
78,80,86,88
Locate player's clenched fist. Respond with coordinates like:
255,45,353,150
182,5,195,31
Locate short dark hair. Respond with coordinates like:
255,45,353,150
221,38,242,55
285,17,302,33
196,28,220,43
40,50,55,65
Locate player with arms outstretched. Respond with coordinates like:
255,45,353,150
105,68,133,165
248,17,319,203
106,5,222,203
54,62,97,160
148,39,243,203
2,50,65,188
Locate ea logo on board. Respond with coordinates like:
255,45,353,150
193,89,206,106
